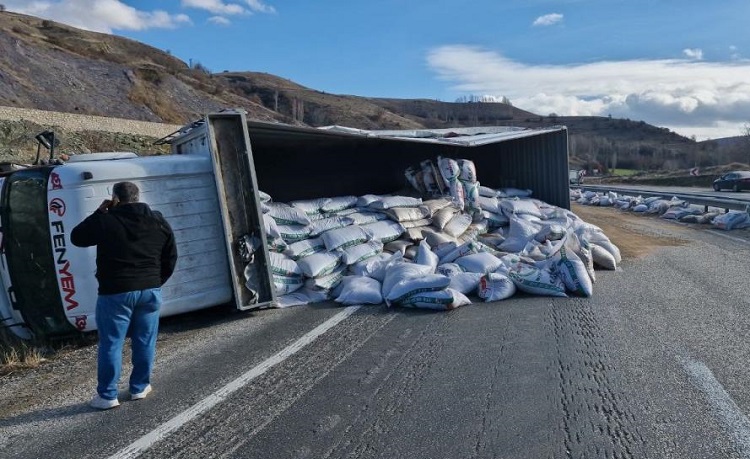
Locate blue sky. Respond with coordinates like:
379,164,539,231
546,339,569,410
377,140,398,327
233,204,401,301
5,0,750,140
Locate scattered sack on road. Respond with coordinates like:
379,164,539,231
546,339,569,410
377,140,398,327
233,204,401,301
477,273,516,301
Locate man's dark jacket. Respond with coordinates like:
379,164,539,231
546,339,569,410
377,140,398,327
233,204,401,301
71,202,178,295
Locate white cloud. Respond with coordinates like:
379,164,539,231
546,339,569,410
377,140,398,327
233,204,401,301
181,0,276,15
683,48,703,60
533,13,563,27
244,0,276,14
181,0,246,15
3,0,191,33
208,15,231,25
427,45,750,140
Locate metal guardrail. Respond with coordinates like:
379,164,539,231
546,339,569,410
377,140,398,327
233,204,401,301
578,185,750,213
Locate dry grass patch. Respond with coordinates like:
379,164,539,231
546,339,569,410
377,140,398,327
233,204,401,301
0,330,48,376
0,328,94,377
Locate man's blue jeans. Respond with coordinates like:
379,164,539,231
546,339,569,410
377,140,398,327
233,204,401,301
95,288,162,401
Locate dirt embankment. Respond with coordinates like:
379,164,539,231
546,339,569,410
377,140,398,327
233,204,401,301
0,115,173,163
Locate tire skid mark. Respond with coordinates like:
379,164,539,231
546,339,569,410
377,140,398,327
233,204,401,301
552,300,648,459
323,311,459,459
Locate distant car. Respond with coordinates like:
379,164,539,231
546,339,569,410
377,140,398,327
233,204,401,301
712,171,750,192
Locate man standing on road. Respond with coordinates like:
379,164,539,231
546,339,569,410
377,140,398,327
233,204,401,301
72,182,178,410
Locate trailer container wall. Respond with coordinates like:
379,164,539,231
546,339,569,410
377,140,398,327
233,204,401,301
243,123,570,210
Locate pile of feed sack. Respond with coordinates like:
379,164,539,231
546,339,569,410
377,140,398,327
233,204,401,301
250,158,621,310
572,189,750,231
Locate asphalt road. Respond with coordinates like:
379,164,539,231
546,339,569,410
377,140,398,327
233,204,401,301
2,207,750,459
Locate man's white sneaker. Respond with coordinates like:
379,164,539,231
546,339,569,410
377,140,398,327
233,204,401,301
90,395,120,410
130,384,152,401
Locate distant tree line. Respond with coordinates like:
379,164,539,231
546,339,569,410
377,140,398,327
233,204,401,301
570,124,750,174
454,95,513,105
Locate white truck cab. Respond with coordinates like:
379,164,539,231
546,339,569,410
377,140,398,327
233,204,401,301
0,112,275,340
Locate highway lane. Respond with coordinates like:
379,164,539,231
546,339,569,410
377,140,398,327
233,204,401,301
2,207,750,459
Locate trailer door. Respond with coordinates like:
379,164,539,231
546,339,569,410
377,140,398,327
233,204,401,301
206,112,275,310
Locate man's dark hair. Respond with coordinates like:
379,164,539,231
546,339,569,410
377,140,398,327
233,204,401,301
113,182,140,203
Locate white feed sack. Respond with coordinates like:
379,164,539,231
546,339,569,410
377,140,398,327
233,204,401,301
269,252,303,277
368,196,423,210
400,218,433,229
439,240,481,264
479,185,498,198
498,217,542,253
432,206,460,230
285,237,326,260
498,188,533,198
304,264,347,291
383,239,412,255
308,216,355,237
272,274,304,295
385,274,452,305
338,240,384,265
349,252,394,282
415,240,440,273
443,213,473,238
290,198,329,216
296,252,342,278
398,288,471,310
347,211,388,225
361,220,405,243
263,214,281,239
276,224,312,244
381,206,431,223
499,198,543,219
437,263,464,277
320,225,370,251
508,264,567,297
422,198,454,216
267,203,312,226
712,211,750,231
477,273,516,301
320,195,358,213
590,244,617,270
454,252,503,274
335,276,383,305
549,246,594,297
381,259,435,301
449,272,483,295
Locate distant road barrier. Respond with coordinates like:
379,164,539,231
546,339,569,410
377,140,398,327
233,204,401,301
579,185,750,213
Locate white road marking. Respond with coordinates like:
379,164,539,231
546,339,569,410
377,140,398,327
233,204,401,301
108,305,362,459
678,356,750,458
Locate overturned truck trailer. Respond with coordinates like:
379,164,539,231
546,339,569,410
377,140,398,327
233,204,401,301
0,111,569,340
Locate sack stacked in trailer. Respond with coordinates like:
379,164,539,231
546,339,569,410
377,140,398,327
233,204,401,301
252,156,621,310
